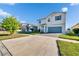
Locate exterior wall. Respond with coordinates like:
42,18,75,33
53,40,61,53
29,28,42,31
38,12,66,33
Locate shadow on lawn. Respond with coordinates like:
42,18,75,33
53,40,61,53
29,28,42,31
0,34,10,36
18,31,31,34
18,31,44,34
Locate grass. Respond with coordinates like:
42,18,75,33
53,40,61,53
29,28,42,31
0,31,29,41
59,34,79,41
57,40,79,56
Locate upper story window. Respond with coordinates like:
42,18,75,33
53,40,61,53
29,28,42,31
48,18,50,22
39,20,41,23
55,15,61,21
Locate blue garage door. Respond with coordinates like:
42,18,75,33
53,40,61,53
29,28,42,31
48,27,62,33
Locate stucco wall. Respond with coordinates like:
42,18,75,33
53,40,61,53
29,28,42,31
39,12,66,33
45,13,65,26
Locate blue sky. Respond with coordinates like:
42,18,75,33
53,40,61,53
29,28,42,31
0,3,79,29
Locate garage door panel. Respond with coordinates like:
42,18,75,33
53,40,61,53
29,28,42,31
48,27,62,33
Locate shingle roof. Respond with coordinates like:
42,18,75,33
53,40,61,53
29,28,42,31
72,23,79,29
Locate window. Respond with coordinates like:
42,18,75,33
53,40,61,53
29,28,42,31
55,15,61,20
39,20,41,23
48,18,50,22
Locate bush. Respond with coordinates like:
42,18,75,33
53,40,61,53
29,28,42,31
66,31,75,36
66,29,75,36
73,28,79,35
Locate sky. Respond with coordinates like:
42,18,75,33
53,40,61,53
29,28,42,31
0,3,79,29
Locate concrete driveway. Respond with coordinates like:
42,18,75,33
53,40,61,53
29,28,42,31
0,35,58,56
36,33,62,37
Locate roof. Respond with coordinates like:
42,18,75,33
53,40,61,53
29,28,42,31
72,23,79,29
37,12,66,21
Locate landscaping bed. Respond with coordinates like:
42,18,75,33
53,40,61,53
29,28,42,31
57,40,79,56
59,34,79,41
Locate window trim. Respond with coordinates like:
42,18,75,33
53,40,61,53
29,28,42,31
55,15,61,21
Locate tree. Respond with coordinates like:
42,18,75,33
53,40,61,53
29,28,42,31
1,16,20,34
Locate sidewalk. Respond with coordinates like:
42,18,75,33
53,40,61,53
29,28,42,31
0,41,11,56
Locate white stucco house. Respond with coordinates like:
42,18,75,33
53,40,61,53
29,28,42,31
38,12,66,33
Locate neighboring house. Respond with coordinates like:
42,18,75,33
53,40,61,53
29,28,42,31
21,23,27,32
72,23,79,29
30,25,38,32
38,12,66,33
0,22,6,31
21,23,38,32
0,27,6,31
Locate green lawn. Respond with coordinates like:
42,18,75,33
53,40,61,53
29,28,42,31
59,34,79,41
57,40,79,56
0,31,29,40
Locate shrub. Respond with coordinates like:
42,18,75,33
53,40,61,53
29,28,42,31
73,28,79,34
66,29,75,36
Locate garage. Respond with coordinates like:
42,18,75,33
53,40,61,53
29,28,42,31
48,27,62,33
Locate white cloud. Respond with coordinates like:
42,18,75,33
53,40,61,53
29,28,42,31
2,3,16,6
70,3,79,6
0,9,11,17
61,7,68,12
7,3,16,5
20,20,26,23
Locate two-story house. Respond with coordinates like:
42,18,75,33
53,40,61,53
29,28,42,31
38,12,66,33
